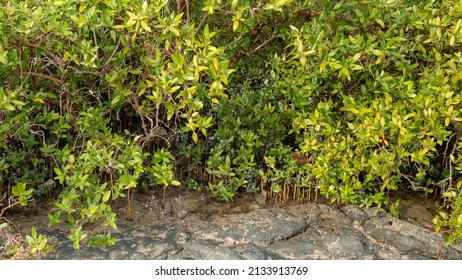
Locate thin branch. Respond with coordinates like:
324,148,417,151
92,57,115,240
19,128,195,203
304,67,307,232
443,132,457,164
103,38,121,70
248,31,280,55
0,200,22,219
194,12,209,37
398,171,424,191
19,71,64,85
0,215,21,235
18,71,70,95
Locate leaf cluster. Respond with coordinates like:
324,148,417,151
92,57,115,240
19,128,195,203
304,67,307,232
1,0,462,248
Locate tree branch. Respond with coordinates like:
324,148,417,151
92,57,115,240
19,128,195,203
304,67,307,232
19,71,64,85
18,71,70,95
194,12,209,37
248,30,280,55
0,200,22,219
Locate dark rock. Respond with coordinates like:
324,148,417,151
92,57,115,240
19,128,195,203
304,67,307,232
339,204,381,223
10,195,462,260
363,216,462,259
46,243,110,260
196,209,308,246
232,243,285,260
316,210,351,229
271,227,373,260
168,240,243,260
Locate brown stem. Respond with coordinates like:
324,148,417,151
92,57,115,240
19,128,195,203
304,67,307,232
0,200,23,219
18,71,65,85
194,12,209,37
126,188,132,221
162,187,166,209
248,31,280,55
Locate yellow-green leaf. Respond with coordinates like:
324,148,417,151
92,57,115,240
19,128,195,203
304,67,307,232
375,18,385,28
341,67,350,80
210,81,217,92
0,49,7,64
192,132,198,143
435,52,441,62
330,62,343,69
169,86,181,93
140,20,151,32
126,11,138,20
171,180,181,186
170,27,180,37
233,20,239,32
2,103,15,111
231,0,238,9
102,190,111,203
350,64,364,71
449,35,455,46
34,98,44,104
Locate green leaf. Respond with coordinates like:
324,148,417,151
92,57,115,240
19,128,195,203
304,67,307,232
439,211,449,219
111,94,123,106
2,103,15,111
12,183,26,196
11,100,25,106
231,0,239,9
26,235,34,245
54,168,64,184
31,226,37,239
48,213,61,226
352,53,361,62
68,155,75,164
68,214,75,225
375,18,385,28
0,49,8,64
102,190,111,203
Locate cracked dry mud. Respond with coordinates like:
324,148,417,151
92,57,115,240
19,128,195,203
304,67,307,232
3,188,462,260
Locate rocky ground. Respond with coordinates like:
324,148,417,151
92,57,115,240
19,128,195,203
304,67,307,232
1,188,462,260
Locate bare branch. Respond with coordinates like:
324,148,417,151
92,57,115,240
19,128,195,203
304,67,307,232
0,201,22,219
248,31,280,55
194,12,209,37
19,71,64,85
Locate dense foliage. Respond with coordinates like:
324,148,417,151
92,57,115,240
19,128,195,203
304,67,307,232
1,0,462,250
